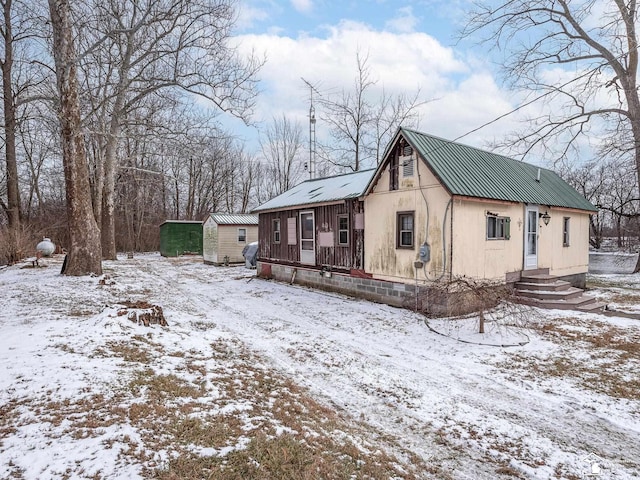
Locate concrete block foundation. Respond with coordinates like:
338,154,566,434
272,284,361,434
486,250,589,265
257,261,414,308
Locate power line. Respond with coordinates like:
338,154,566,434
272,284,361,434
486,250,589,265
450,62,608,146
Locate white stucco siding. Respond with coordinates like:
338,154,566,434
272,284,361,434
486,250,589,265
541,208,590,277
451,199,524,281
365,157,452,284
365,151,592,283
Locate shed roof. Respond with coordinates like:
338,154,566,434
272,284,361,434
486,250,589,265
160,220,203,226
253,169,375,212
208,213,258,225
371,128,597,212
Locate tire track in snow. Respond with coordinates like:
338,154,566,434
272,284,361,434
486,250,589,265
129,258,640,479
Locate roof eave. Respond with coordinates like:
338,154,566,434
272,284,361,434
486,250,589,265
253,199,350,214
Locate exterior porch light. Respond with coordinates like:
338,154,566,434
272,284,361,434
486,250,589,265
540,211,551,225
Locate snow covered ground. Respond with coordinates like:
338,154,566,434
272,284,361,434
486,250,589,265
1,254,639,479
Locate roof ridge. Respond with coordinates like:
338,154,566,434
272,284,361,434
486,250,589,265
299,167,376,184
396,127,596,212
400,127,554,173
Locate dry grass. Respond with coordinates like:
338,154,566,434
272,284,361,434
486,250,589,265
7,335,435,479
605,292,640,305
498,317,640,400
133,340,433,479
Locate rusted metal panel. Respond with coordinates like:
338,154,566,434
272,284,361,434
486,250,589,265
257,199,365,271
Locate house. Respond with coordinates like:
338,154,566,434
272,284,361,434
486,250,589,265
252,169,374,277
253,127,597,311
203,213,258,265
364,127,597,289
159,220,203,257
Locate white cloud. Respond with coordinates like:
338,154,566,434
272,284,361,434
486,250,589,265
385,6,419,33
291,0,313,14
236,4,271,31
228,20,525,156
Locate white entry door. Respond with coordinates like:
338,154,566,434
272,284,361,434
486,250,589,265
524,205,539,270
299,211,315,265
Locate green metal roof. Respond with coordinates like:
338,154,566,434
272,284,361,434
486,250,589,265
399,128,597,212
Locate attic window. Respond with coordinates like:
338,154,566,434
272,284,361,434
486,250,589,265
402,155,414,177
399,139,414,177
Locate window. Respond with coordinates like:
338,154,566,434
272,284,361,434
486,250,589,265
238,228,247,243
486,215,511,240
338,215,349,245
273,219,281,243
397,212,414,248
401,155,414,177
563,217,570,246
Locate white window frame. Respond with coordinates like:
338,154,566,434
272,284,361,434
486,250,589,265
238,228,247,243
337,214,349,246
273,219,281,244
486,215,510,240
397,211,414,249
563,217,570,247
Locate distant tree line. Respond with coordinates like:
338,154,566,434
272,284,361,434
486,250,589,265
0,0,426,269
7,0,639,272
0,0,266,268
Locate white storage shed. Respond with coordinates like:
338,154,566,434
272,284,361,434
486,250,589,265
203,213,259,265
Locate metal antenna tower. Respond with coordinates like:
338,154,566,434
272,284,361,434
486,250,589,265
301,78,320,179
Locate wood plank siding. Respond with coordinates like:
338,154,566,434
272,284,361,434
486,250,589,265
258,199,365,272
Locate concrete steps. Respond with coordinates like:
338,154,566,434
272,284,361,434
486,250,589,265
514,273,606,313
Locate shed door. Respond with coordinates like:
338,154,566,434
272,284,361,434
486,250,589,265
524,205,538,270
300,211,315,265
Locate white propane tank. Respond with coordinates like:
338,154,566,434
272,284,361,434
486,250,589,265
36,237,56,257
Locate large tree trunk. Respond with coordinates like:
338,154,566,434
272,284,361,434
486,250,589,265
48,0,102,276
630,113,640,273
2,0,22,233
100,117,120,260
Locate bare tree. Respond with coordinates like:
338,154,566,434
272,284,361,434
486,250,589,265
48,0,102,275
320,51,374,172
236,150,261,213
76,0,263,260
1,0,22,234
318,51,426,172
560,159,608,249
259,114,305,197
462,1,640,271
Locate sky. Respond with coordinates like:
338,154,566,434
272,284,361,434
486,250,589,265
221,0,531,165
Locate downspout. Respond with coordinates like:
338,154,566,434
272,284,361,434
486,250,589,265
449,198,454,279
416,151,451,281
423,198,451,281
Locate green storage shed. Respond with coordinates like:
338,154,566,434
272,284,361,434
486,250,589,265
159,220,203,257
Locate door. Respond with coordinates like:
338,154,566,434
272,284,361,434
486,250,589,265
524,205,539,270
300,211,315,265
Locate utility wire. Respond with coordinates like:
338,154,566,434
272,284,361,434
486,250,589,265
451,62,606,145
418,53,627,157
